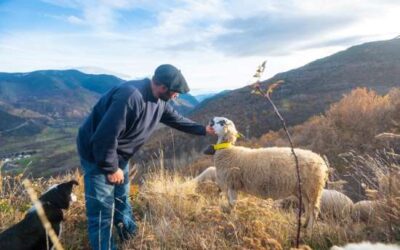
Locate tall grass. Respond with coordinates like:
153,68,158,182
0,160,399,249
343,150,400,241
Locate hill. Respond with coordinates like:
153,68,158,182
190,38,400,137
0,161,398,249
0,70,200,176
140,38,400,167
0,70,122,121
0,69,200,129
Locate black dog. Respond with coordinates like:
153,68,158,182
0,180,78,250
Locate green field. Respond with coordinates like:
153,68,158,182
0,125,80,177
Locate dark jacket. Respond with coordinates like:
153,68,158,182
76,78,205,173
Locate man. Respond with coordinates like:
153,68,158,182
76,64,214,250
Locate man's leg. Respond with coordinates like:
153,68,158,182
80,158,117,250
114,160,137,241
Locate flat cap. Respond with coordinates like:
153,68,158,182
153,64,189,93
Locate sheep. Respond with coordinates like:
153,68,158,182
351,200,380,223
193,166,217,183
330,242,400,250
209,117,329,231
275,189,354,223
319,189,353,223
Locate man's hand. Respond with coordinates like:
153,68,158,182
107,169,124,185
206,125,215,136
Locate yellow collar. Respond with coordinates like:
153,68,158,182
213,142,232,150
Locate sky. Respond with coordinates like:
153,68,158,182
0,0,399,95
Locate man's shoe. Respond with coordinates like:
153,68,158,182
116,222,137,242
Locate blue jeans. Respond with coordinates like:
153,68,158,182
80,158,137,250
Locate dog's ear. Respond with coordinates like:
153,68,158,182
60,180,78,196
68,180,79,186
44,180,79,209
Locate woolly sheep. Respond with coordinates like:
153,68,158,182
319,189,353,222
351,200,379,223
275,189,354,223
209,117,329,230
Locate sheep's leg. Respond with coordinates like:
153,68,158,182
227,188,237,207
303,198,310,228
307,187,323,233
193,167,217,183
306,205,319,233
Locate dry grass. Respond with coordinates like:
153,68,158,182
342,151,400,241
129,172,293,249
257,88,400,167
0,164,399,250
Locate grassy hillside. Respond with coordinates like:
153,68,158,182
0,157,399,249
0,69,201,176
1,125,79,177
191,38,400,137
141,38,400,169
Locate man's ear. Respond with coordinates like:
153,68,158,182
160,85,168,93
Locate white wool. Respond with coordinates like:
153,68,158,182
352,200,381,223
210,117,329,231
320,189,353,222
193,167,217,183
331,242,400,250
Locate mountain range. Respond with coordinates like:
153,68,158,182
0,70,202,136
1,38,400,176
138,38,400,167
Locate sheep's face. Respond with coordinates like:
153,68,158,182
210,117,238,143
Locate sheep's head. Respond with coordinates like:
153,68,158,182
209,117,239,144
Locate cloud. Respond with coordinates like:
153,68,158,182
3,0,400,92
67,15,84,24
41,0,141,29
211,13,357,57
298,35,375,50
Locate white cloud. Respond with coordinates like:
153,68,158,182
2,0,400,92
42,0,141,29
67,15,84,24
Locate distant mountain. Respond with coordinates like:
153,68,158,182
0,70,200,135
72,66,131,79
0,69,201,176
194,90,230,103
189,38,400,137
195,93,216,102
140,38,400,166
0,70,123,122
4,38,400,176
171,94,199,114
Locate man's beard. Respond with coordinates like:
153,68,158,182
159,92,171,101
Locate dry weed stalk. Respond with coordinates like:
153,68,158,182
22,179,64,250
251,61,303,248
342,150,400,241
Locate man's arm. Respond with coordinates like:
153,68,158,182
90,91,140,174
160,103,206,135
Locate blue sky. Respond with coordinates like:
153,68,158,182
0,0,399,94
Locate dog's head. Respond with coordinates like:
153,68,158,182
209,117,241,144
39,180,79,209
